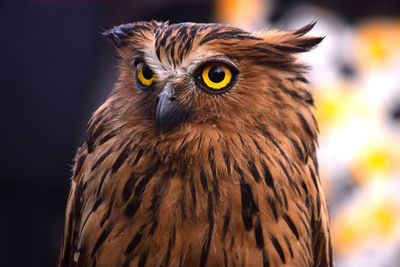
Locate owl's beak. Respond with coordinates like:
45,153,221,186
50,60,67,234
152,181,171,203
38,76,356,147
156,83,190,132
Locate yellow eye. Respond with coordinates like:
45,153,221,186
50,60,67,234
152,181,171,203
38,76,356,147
136,63,155,89
201,63,232,90
195,62,238,94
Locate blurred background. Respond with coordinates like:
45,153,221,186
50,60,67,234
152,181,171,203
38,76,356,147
1,0,399,266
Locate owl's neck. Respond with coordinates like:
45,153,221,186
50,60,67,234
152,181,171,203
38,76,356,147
118,122,316,177
87,101,317,183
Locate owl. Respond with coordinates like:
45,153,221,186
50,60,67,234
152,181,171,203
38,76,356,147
58,21,333,267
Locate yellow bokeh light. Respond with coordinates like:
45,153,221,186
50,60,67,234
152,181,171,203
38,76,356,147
351,139,400,183
314,83,355,133
374,205,395,233
334,198,400,254
366,148,390,171
369,37,386,60
354,19,400,69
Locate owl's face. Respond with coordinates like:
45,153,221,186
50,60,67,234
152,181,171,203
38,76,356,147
104,21,321,138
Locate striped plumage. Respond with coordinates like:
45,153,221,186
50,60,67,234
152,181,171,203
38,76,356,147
58,21,333,267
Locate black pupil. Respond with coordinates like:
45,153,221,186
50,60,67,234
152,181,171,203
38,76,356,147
208,66,225,83
142,65,153,80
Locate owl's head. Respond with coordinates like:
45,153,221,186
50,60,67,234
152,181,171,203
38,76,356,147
103,21,322,141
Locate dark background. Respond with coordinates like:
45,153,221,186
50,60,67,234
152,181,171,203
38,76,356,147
1,0,399,266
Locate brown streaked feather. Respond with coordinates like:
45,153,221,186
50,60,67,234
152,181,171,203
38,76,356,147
59,21,333,267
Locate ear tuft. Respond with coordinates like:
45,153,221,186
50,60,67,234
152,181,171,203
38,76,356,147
286,21,324,52
102,24,137,48
102,21,159,48
292,21,317,36
268,22,323,53
288,36,324,52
